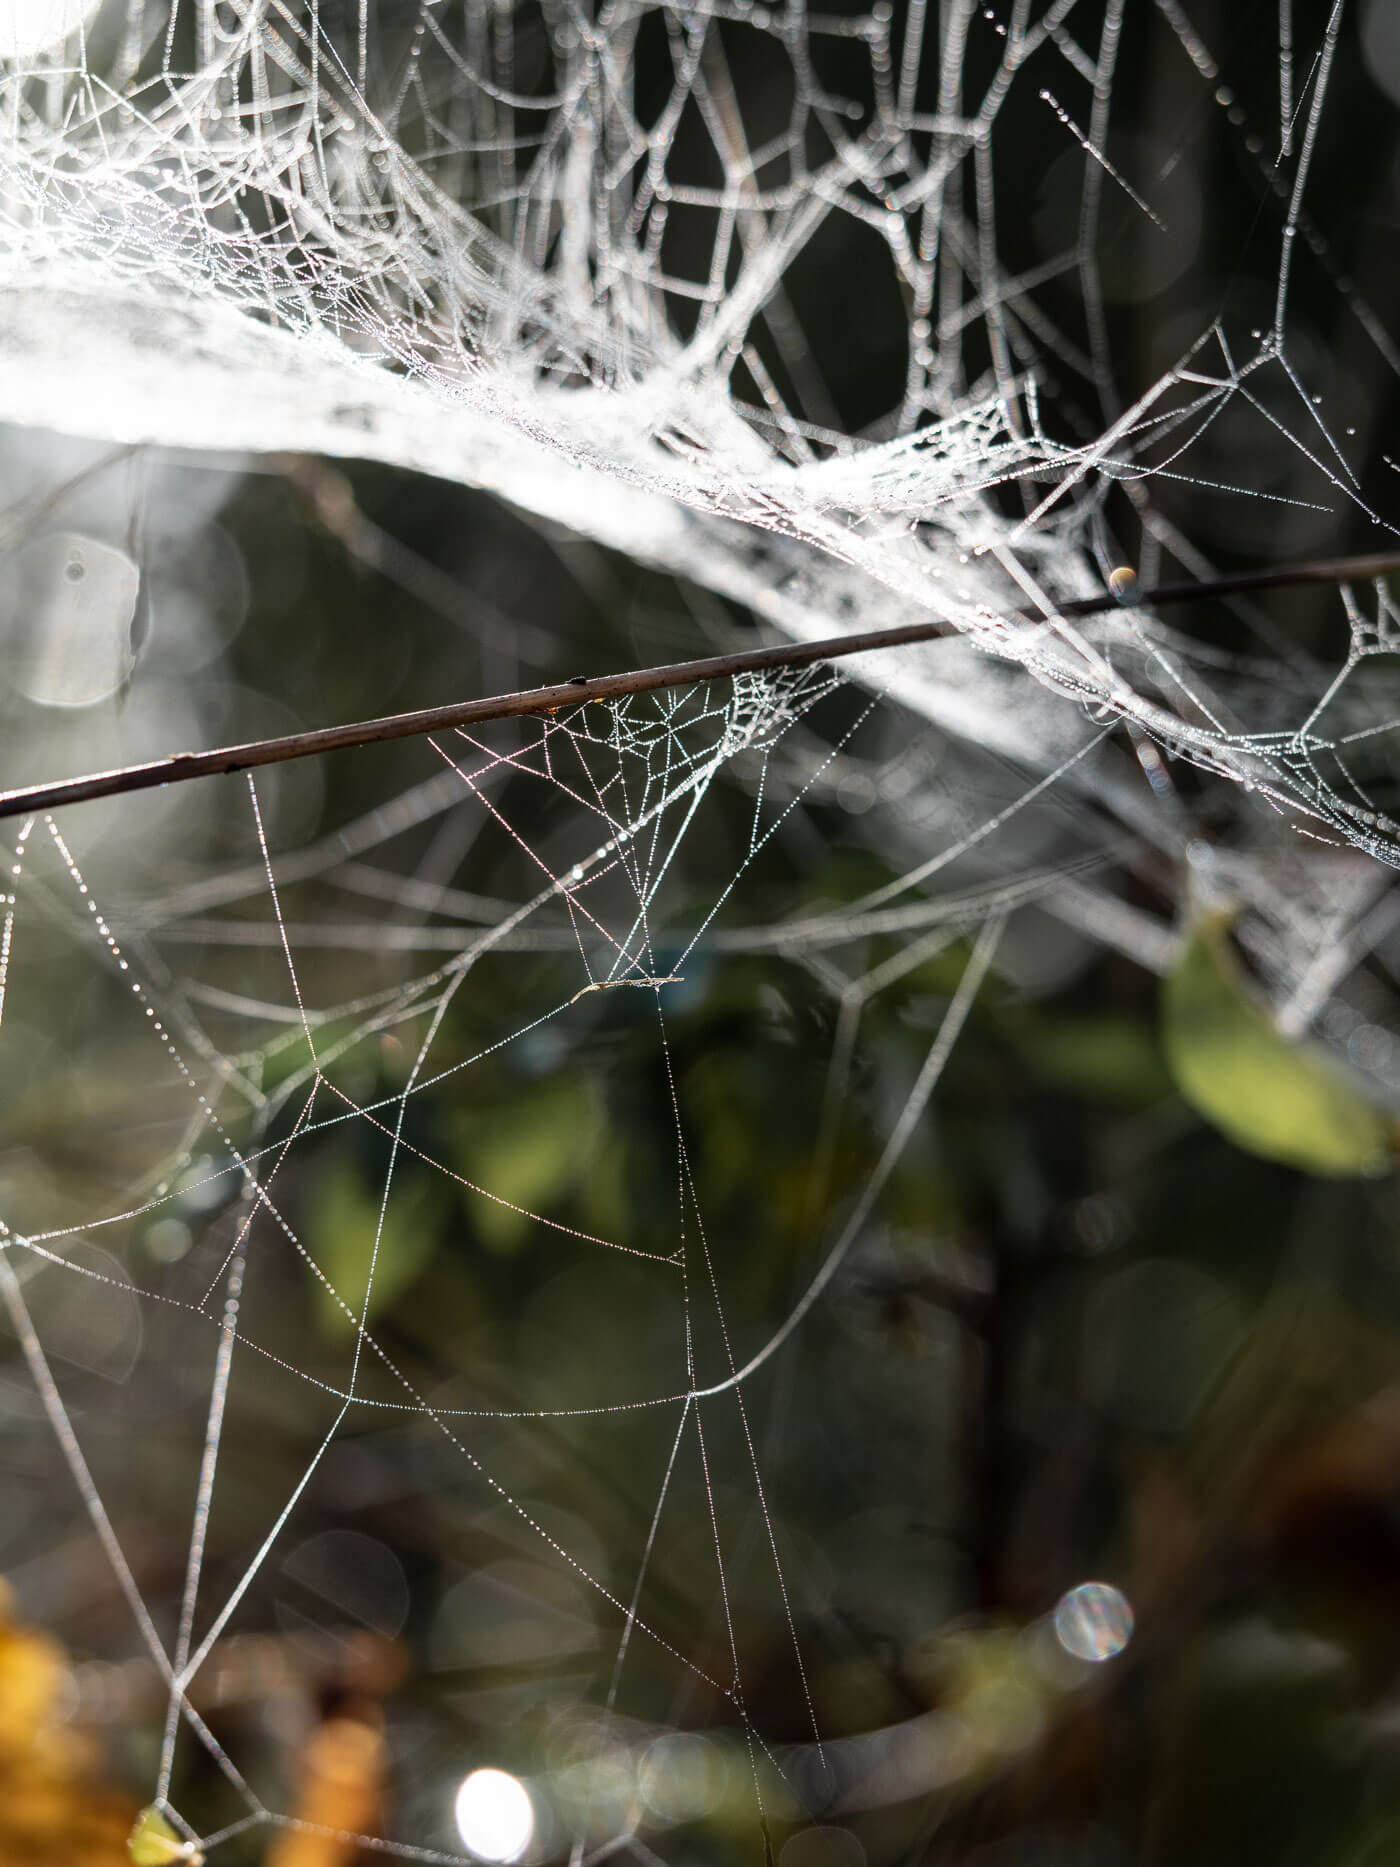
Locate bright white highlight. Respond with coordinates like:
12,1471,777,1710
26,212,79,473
453,1770,535,1864
1053,1583,1134,1664
0,0,99,58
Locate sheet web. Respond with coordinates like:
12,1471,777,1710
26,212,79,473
0,664,1047,1864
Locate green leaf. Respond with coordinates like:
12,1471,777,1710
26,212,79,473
456,1073,600,1252
1012,1010,1172,1106
304,1155,442,1337
1161,914,1396,1178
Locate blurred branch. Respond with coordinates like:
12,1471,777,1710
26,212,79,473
71,1629,406,1725
281,457,559,660
0,444,138,556
2,548,1399,822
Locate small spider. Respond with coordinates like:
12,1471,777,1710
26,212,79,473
545,677,592,714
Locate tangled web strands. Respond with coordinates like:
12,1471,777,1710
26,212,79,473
3,0,1400,870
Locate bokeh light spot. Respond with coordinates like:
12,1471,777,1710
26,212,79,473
1053,1582,1134,1663
454,1769,535,1863
0,531,138,707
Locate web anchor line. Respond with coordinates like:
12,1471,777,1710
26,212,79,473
0,549,1397,823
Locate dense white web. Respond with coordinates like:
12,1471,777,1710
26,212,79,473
1,0,1400,867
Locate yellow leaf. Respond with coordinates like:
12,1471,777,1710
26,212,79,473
1161,914,1396,1177
127,1806,201,1866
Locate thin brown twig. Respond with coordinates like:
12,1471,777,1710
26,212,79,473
1,548,1397,823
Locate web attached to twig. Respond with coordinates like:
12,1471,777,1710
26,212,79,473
3,0,1400,872
0,665,1047,1860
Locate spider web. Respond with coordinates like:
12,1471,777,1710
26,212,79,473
4,0,1400,1860
1,0,1400,873
0,665,1038,1861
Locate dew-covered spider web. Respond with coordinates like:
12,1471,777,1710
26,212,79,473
0,663,1044,1863
4,0,1400,1861
2,0,1400,870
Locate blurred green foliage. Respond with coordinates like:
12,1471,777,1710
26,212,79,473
1163,915,1397,1177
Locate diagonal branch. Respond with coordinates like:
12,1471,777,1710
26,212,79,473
1,548,1397,822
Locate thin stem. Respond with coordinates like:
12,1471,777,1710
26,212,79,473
2,548,1397,822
